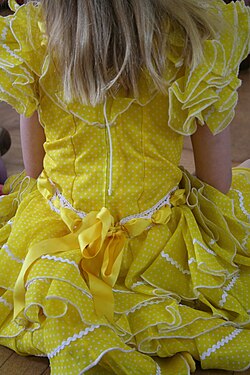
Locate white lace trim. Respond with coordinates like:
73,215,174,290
48,325,101,359
120,186,177,225
48,197,60,215
200,329,243,360
161,251,191,275
233,189,250,221
193,239,216,256
41,255,80,272
47,179,178,225
126,299,165,315
48,179,87,219
0,296,13,310
2,244,24,264
219,274,240,307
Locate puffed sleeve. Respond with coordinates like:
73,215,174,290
0,0,46,117
168,0,250,135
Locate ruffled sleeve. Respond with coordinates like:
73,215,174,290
168,0,250,135
0,1,46,117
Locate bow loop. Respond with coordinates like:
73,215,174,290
76,208,127,320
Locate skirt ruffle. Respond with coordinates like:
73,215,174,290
0,168,249,374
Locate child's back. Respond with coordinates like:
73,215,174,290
0,1,249,374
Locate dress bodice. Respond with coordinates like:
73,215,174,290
39,88,183,220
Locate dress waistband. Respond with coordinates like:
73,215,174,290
45,177,181,225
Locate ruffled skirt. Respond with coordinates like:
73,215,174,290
0,168,249,374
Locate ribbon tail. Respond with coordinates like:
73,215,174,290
88,273,115,322
13,232,78,319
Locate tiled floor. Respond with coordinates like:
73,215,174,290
0,70,249,374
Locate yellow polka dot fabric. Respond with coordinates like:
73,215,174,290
0,1,250,374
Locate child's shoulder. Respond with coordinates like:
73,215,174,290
0,0,46,71
0,1,46,116
168,0,250,137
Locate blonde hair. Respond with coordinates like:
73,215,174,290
34,0,219,106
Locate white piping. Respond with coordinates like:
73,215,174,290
103,98,113,196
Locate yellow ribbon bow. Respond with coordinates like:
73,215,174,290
77,208,127,321
14,207,127,322
13,189,186,322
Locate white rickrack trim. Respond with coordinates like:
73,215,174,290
41,255,80,272
161,251,191,275
200,329,243,360
47,325,101,359
233,189,250,221
219,274,240,307
0,296,13,310
126,299,164,315
156,363,162,375
2,244,24,264
120,186,178,225
2,43,22,61
1,26,8,40
48,197,60,215
193,239,216,256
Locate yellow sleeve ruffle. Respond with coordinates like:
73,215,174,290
168,0,250,135
0,1,46,117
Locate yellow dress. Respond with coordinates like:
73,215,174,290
0,0,250,374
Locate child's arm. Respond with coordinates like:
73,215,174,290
20,111,45,179
191,123,232,194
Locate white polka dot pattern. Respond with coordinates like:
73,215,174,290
0,1,250,374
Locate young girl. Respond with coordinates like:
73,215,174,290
0,0,249,374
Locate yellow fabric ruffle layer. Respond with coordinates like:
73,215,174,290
0,168,249,374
